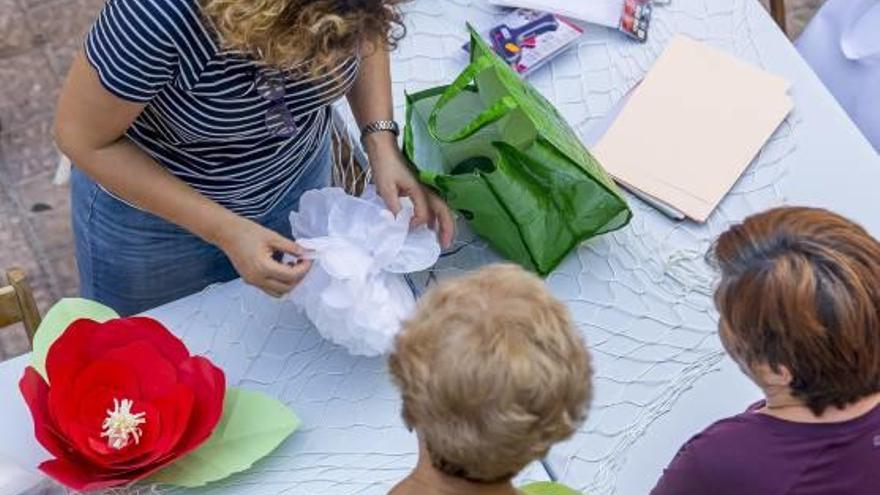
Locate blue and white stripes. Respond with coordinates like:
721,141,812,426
85,0,359,217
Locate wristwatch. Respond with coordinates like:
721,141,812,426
361,120,400,145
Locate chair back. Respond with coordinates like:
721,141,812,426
770,0,788,34
0,268,42,345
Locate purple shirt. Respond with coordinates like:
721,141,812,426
651,402,880,495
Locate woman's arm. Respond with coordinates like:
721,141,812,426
55,52,310,297
346,43,454,248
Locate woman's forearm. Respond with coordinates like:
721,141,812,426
55,52,243,249
67,139,242,247
346,43,398,156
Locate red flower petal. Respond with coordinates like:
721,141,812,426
66,360,141,427
19,367,70,460
75,387,133,436
44,318,103,391
84,400,161,467
54,387,198,489
106,317,189,364
174,356,226,453
109,384,195,470
45,317,189,390
39,458,130,492
48,360,141,464
102,340,178,401
28,315,226,490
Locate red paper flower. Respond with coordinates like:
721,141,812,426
19,317,225,491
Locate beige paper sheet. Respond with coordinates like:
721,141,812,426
594,35,793,222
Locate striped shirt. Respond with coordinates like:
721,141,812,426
85,0,360,217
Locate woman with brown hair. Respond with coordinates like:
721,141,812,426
652,207,880,495
55,0,453,315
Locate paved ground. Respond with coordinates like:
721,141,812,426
0,0,825,361
0,0,105,360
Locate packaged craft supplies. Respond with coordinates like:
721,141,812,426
404,26,631,276
286,187,441,357
467,8,585,75
488,0,655,42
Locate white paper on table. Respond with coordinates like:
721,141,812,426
285,187,441,357
594,35,793,222
487,0,622,27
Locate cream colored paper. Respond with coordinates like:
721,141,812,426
594,35,793,222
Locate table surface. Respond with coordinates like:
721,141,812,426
3,1,880,494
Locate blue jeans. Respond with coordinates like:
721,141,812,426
71,145,332,316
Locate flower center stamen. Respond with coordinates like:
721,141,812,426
100,398,146,450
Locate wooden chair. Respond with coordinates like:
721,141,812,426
770,0,788,35
0,268,42,346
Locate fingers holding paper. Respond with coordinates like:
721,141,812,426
216,218,313,298
372,150,455,248
427,190,455,249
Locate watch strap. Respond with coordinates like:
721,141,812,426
361,120,400,144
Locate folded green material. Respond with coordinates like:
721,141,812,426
520,481,583,494
404,26,630,276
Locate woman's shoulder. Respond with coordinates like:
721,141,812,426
97,0,218,63
680,409,768,455
650,410,790,495
688,399,811,454
87,0,221,97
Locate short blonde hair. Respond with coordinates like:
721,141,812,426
389,264,592,482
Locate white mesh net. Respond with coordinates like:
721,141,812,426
32,1,800,494
389,1,798,494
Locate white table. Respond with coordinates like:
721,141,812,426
3,1,880,494
0,283,549,495
380,1,880,493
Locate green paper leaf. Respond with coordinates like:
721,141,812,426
31,298,118,380
148,388,301,488
519,481,583,495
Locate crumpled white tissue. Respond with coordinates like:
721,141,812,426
286,186,441,356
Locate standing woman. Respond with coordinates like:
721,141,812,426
55,0,453,315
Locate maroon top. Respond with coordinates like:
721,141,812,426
651,401,880,495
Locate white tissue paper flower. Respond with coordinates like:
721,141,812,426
286,186,441,356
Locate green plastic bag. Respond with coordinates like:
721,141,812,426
404,26,631,276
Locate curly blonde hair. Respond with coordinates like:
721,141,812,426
199,0,407,72
389,264,592,482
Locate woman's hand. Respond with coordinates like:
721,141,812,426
345,43,453,248
366,135,455,248
215,217,312,298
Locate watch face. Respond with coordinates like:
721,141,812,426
371,122,398,135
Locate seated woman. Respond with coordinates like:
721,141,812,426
652,207,880,495
388,265,591,495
